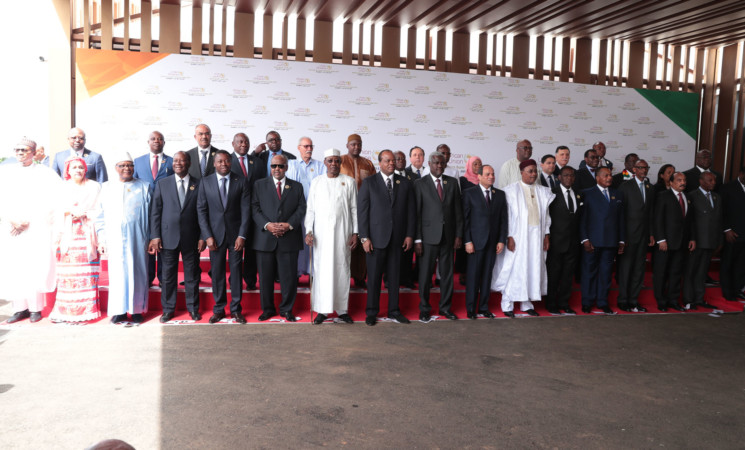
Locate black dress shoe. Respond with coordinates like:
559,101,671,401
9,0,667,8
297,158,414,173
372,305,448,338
441,310,458,320
258,311,275,321
547,308,561,315
365,316,376,326
313,313,327,324
434,278,441,286
467,311,477,320
389,311,410,324
658,306,668,312
669,304,685,312
29,312,42,323
338,313,354,324
402,282,416,290
698,302,716,309
282,311,297,322
160,312,174,323
209,312,225,324
419,312,431,321
737,292,745,300
131,313,144,323
618,305,631,312
563,308,577,315
246,284,257,291
480,310,495,319
6,309,30,324
525,309,539,317
601,306,616,315
686,303,698,310
581,306,593,314
232,312,247,324
504,311,515,318
354,279,367,289
189,311,202,321
631,305,647,312
110,314,127,324
705,275,719,286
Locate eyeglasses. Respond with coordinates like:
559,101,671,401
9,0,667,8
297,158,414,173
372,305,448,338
635,165,650,170
300,144,314,149
271,164,286,169
116,163,134,168
267,138,282,143
15,148,32,153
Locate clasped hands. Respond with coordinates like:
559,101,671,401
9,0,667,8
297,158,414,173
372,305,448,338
267,222,290,237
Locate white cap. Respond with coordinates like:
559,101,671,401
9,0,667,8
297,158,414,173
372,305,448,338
323,148,341,158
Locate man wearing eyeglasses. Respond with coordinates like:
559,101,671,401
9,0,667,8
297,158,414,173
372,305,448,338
253,130,297,177
295,136,326,280
573,148,601,192
579,141,614,172
52,127,108,183
497,139,534,188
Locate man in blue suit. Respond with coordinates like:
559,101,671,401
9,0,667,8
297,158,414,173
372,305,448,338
52,127,108,183
197,150,252,324
134,131,174,285
463,165,507,319
579,167,625,314
149,151,205,323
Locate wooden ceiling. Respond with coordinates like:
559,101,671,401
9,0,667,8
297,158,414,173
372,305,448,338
162,0,745,48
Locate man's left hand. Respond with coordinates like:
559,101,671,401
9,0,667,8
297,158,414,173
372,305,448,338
402,237,413,252
543,235,550,252
348,234,359,250
617,243,625,254
454,237,462,250
234,237,245,251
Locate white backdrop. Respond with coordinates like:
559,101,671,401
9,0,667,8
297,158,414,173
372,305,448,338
76,51,697,183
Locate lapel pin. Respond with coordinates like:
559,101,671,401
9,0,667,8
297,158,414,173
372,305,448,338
310,168,314,172
249,160,254,164
396,180,400,184
189,186,195,191
341,182,346,186
211,152,215,156
443,180,447,185
285,184,291,189
611,196,616,200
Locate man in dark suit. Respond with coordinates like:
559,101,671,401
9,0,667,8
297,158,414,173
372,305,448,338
553,146,570,177
539,154,558,189
580,141,613,171
149,151,205,323
390,150,417,290
616,159,654,312
187,123,221,180
231,132,265,291
579,167,625,314
462,164,507,319
196,150,251,324
653,172,695,312
358,150,416,325
546,166,581,315
252,130,297,177
611,153,638,189
52,127,108,183
134,130,174,285
684,172,722,310
683,149,723,193
720,167,745,301
573,149,600,192
406,146,426,178
414,152,464,321
252,154,306,322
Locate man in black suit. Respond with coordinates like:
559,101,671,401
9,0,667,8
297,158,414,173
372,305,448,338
389,150,417,290
539,154,558,189
252,130,297,177
231,132,265,291
462,165,507,319
196,150,251,324
684,172,722,310
358,150,416,325
616,159,654,312
720,166,745,301
187,123,221,180
652,172,695,312
414,152,464,321
149,151,205,323
252,154,306,322
546,166,581,315
573,149,600,192
683,149,723,193
580,141,613,171
553,146,570,177
611,153,638,189
406,146,426,178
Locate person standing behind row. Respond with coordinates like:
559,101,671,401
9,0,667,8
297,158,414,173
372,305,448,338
720,167,745,302
187,124,221,179
52,127,108,183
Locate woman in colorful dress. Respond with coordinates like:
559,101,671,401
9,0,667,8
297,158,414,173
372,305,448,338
50,156,102,323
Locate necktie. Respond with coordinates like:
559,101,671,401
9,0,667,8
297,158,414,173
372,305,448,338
417,168,421,177
200,150,208,176
436,178,443,201
277,181,282,199
152,155,159,180
239,156,247,176
485,189,491,206
549,175,555,190
386,177,393,203
678,192,685,216
567,189,574,213
220,177,227,208
639,181,645,203
178,179,186,208
603,188,609,202
706,191,713,208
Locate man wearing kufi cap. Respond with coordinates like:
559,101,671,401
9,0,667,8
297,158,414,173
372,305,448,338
0,138,61,324
95,152,151,324
493,158,555,317
304,148,359,323
340,133,375,288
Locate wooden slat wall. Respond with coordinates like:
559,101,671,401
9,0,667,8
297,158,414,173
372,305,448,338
512,35,529,79
101,0,112,50
715,44,738,179
158,3,180,54
627,41,644,88
574,38,591,84
451,32,469,74
141,1,151,52
191,4,202,55
313,20,333,63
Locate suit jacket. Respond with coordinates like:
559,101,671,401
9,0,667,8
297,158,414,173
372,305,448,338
230,152,265,189
358,173,416,249
52,148,108,183
573,167,597,193
251,177,306,252
394,169,415,182
414,174,464,246
187,145,221,179
548,186,582,253
405,165,424,180
196,173,251,247
653,189,694,250
540,172,557,189
683,167,723,193
463,185,507,251
257,149,297,177
688,188,723,249
133,153,174,189
579,157,613,172
618,178,655,244
150,175,201,250
611,172,629,189
721,179,745,240
580,186,625,247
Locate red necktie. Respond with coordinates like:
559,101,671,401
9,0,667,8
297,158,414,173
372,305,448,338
678,192,685,216
436,178,443,201
239,156,247,176
277,181,282,199
151,155,158,179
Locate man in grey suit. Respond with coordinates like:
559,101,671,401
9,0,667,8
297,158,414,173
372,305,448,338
684,172,722,310
149,151,205,322
187,123,221,180
414,151,464,321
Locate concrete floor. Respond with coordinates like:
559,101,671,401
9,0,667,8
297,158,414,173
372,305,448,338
1,300,744,449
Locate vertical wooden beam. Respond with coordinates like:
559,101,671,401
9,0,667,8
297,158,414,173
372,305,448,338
101,0,113,50
682,46,691,92
358,22,364,65
661,43,669,90
141,0,152,52
83,0,90,49
694,47,705,93
159,3,181,54
123,0,130,50
208,3,215,56
191,4,202,55
407,26,417,69
534,36,544,80
598,39,608,85
233,12,254,58
369,23,376,67
477,32,488,75
435,29,446,72
700,48,719,151
221,5,227,56
422,28,430,70
559,36,570,82
501,34,507,76
451,31,470,74
342,21,353,64
732,42,745,176
511,34,530,78
670,45,682,91
490,33,497,76
313,20,333,63
627,40,644,88
648,42,658,89
617,40,625,86
381,25,401,68
262,14,272,59
281,14,288,60
574,37,592,84
296,18,306,61
608,40,615,85
549,36,556,80
714,44,738,179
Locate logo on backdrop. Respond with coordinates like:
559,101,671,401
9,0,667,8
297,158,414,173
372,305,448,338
354,67,374,76
331,110,353,119
538,136,558,145
351,97,376,105
466,76,488,84
650,130,668,139
228,120,249,129
184,87,209,97
392,99,413,108
164,71,188,80
449,88,469,97
636,142,649,151
447,116,470,125
414,114,429,123
392,70,415,79
249,76,274,85
571,138,588,147
310,123,335,133
371,112,395,121
166,101,186,111
620,102,639,110
272,121,291,131
314,94,332,103
376,83,392,92
519,121,540,130
144,85,161,95
570,111,590,120
207,104,229,113
389,128,415,137
429,101,453,110
331,81,355,90
470,104,485,112
231,89,250,99
252,105,269,115
621,128,636,136
589,99,606,108
466,131,487,141
501,106,524,115
604,88,624,96
273,62,291,71
485,119,504,127
487,91,507,99
606,114,620,122
309,64,337,74
538,108,557,117
186,56,208,66
210,73,227,82
555,97,575,105
523,94,538,102
538,81,559,90
586,126,606,134
354,126,370,135
634,117,654,125
227,59,254,68
411,86,434,95
434,73,449,82
290,108,315,117
291,78,315,87
557,124,571,132
430,129,450,138
269,92,295,101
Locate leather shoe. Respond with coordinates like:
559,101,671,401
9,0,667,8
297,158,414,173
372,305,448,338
246,284,257,291
338,313,354,324
480,310,495,319
440,310,458,320
563,308,577,315
110,314,127,324
402,282,416,290
419,312,431,321
365,315,376,326
657,306,668,312
618,305,631,312
736,292,745,300
581,306,593,314
160,312,174,323
209,312,225,323
29,312,42,323
258,311,275,321
313,313,327,324
503,311,515,318
525,309,539,317
232,312,247,324
547,308,561,315
131,313,144,323
698,302,716,309
467,311,477,320
282,311,297,322
389,311,410,324
631,305,647,312
601,306,616,315
686,303,698,310
669,304,685,312
189,311,202,321
354,279,367,289
6,309,30,324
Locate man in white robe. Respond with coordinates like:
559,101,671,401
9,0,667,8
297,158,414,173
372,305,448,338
493,159,554,317
0,138,60,323
96,152,151,324
498,139,534,188
304,148,359,324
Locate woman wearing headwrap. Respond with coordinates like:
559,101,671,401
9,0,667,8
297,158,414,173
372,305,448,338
460,156,483,192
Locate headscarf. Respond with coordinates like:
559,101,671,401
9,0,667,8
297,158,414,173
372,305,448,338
63,155,88,181
464,156,482,185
